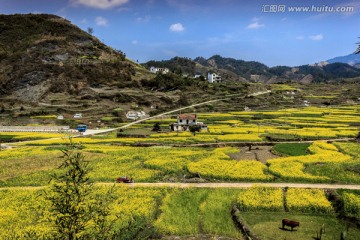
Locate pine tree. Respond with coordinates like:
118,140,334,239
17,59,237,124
46,140,118,239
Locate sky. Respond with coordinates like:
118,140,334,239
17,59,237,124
1,0,360,67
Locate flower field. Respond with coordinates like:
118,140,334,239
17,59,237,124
0,132,66,141
2,105,358,147
237,187,283,212
237,187,334,214
267,141,354,182
340,191,360,218
0,185,358,239
286,188,334,214
0,139,359,185
0,186,167,240
0,187,244,239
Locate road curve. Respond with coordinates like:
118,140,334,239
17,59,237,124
2,182,360,191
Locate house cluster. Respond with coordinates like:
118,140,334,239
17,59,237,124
169,114,207,132
148,67,222,83
149,66,170,74
56,113,82,120
126,110,147,120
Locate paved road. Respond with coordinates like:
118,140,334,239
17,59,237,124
2,182,360,191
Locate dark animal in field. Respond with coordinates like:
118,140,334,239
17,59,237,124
282,219,300,230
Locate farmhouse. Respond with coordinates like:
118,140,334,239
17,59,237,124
207,72,221,83
170,113,207,132
149,66,170,74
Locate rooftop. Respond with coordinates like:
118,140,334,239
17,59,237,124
178,114,197,120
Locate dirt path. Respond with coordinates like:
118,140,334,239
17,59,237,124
229,146,278,164
2,182,360,191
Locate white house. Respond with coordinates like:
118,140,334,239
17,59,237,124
126,111,147,120
250,75,260,82
150,66,169,74
73,113,82,119
207,72,221,83
170,114,207,132
177,113,197,125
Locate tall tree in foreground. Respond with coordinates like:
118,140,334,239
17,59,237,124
46,140,117,239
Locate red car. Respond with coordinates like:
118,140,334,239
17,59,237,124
116,176,134,183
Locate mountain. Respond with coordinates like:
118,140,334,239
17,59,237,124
327,53,360,67
1,13,359,126
0,14,253,124
144,55,360,83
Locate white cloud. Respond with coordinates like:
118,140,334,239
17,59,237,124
95,16,108,26
169,23,185,32
81,18,88,24
247,21,264,29
136,15,151,23
132,40,138,45
296,36,304,40
71,0,129,9
309,34,324,41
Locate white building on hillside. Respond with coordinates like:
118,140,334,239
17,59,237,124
126,111,147,120
150,66,170,74
207,72,221,83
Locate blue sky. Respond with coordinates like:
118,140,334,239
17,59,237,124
1,0,359,66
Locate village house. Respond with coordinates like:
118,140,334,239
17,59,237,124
194,72,202,78
250,74,260,82
170,113,208,132
126,111,146,120
149,66,170,74
207,72,221,83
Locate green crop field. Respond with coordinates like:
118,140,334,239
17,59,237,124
273,143,310,156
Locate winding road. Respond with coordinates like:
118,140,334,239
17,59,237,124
83,90,271,136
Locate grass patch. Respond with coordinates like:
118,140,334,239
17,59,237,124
272,143,310,156
305,162,360,184
155,188,242,238
240,212,359,240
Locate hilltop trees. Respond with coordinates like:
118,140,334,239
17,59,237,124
87,27,94,35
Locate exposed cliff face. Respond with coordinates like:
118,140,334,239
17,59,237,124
0,14,135,103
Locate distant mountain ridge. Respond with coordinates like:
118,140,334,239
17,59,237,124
143,54,360,83
327,53,360,66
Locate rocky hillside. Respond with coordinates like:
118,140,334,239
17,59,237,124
0,14,138,103
0,14,255,125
